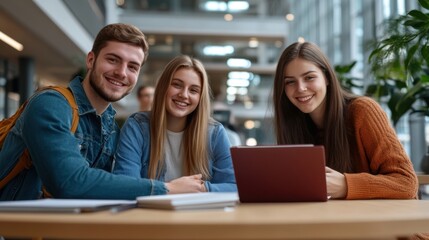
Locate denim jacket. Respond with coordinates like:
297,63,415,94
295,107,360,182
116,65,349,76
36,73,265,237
0,77,167,200
113,112,237,192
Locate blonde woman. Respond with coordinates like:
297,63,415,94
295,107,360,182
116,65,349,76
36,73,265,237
114,55,236,193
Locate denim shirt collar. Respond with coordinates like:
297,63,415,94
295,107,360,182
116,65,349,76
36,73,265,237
69,76,117,118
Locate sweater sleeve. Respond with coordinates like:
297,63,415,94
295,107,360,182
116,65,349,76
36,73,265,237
344,97,418,199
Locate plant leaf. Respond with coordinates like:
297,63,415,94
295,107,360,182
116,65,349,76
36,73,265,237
405,43,419,70
422,45,429,65
394,96,416,125
419,0,429,10
388,92,402,125
408,9,429,20
421,74,429,83
402,82,424,100
403,19,427,29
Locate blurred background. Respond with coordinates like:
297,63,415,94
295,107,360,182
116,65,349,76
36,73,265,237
0,0,427,172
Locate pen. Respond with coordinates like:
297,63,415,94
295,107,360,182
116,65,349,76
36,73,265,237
110,203,137,214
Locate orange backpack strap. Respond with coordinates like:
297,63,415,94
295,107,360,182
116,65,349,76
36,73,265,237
0,149,31,189
0,86,79,191
0,101,29,146
0,102,32,190
44,86,79,133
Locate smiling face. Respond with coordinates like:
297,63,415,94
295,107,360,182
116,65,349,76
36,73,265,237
86,41,144,103
165,68,202,131
283,58,328,127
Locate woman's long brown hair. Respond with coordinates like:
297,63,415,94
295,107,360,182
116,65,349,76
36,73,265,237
273,42,357,173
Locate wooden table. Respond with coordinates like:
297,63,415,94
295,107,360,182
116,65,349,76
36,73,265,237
418,174,429,185
0,200,428,240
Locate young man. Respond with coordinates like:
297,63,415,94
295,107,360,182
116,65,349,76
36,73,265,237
0,23,198,200
137,85,155,112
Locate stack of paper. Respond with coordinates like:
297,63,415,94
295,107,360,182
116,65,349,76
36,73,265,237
137,192,239,210
0,193,239,213
0,199,136,213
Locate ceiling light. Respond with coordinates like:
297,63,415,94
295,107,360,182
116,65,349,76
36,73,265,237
249,38,258,48
227,78,250,87
227,58,251,68
226,94,236,103
298,37,306,43
286,14,295,21
224,14,234,21
228,1,249,11
228,71,253,79
246,138,257,146
237,87,248,95
244,120,255,129
227,87,237,95
0,31,23,51
204,1,227,11
204,1,248,12
203,45,234,56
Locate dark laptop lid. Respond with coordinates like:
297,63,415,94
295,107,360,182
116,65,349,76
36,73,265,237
231,145,327,203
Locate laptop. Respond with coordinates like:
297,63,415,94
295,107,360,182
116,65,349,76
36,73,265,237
230,145,327,203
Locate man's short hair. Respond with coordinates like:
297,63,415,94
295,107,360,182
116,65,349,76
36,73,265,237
91,23,149,65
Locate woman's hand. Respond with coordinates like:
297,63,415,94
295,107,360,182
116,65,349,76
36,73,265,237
165,174,207,194
325,167,347,199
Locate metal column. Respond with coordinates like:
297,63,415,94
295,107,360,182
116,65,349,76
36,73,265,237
18,57,35,105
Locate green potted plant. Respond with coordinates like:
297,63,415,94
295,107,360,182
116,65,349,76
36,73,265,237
367,8,429,124
366,0,429,172
335,61,363,93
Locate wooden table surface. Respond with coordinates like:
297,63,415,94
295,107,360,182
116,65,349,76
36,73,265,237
0,199,428,240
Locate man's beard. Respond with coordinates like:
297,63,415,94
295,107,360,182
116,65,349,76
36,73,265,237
88,69,129,103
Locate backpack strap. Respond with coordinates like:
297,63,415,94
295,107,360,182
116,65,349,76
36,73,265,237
0,149,31,189
44,86,79,133
0,86,79,191
0,102,32,190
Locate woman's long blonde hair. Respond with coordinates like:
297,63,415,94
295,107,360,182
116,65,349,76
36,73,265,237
148,55,212,180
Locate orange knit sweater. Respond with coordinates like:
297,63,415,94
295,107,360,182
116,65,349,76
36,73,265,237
344,97,418,199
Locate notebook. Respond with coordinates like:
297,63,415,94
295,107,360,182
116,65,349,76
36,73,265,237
136,192,239,210
0,199,136,213
230,145,327,203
